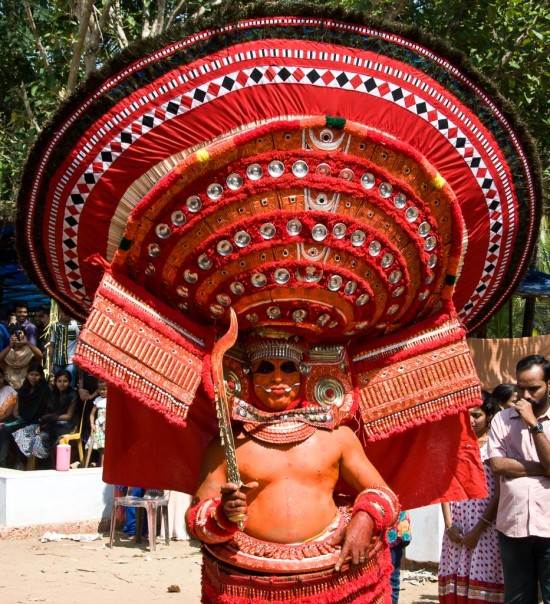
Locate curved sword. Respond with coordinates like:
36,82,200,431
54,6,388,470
210,307,246,528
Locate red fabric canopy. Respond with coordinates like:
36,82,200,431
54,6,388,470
103,384,485,509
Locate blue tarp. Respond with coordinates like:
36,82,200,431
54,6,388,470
0,223,51,314
516,268,550,298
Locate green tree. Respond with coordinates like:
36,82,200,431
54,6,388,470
1,2,548,337
330,1,548,175
0,0,221,221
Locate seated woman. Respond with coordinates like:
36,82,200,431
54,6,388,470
0,364,50,467
14,369,78,465
0,368,17,423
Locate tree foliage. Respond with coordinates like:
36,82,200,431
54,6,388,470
1,0,547,333
0,0,220,221
1,0,548,212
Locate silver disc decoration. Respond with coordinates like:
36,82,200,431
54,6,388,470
314,377,345,408
224,369,242,397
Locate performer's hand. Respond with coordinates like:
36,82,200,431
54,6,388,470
220,481,258,520
329,510,374,571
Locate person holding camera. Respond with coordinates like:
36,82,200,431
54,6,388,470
9,302,38,347
0,330,43,389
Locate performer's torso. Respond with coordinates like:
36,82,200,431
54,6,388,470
232,427,341,544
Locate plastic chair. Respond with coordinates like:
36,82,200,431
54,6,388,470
58,401,87,465
109,490,170,552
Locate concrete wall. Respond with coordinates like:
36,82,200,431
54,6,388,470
0,466,444,564
0,467,113,528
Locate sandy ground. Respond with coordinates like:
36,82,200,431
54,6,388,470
0,533,439,604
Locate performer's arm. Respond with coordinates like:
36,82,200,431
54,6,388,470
330,426,400,570
185,437,257,543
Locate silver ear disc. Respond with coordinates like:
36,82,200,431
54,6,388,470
299,362,311,376
224,369,242,396
314,377,345,407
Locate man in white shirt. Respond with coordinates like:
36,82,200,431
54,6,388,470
489,354,550,603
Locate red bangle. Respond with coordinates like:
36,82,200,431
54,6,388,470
186,498,239,544
352,486,400,532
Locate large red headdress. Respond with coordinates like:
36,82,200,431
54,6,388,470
16,3,541,507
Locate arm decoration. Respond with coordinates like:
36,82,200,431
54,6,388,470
186,498,239,544
352,485,400,532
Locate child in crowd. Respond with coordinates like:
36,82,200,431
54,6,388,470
388,510,412,603
86,379,107,467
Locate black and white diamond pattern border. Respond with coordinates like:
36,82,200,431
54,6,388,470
47,49,512,319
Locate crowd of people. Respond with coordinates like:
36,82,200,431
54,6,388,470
1,301,549,603
438,355,550,604
0,302,106,469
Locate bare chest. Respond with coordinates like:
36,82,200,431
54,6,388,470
235,429,341,485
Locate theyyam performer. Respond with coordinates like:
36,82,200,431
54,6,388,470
15,2,541,602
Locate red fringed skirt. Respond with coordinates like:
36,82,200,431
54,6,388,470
200,543,392,603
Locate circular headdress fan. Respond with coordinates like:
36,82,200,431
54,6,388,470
16,3,542,505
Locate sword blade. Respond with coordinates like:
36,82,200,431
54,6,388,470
211,308,241,486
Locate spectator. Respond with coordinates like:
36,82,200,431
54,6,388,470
85,379,107,467
439,391,503,603
491,383,517,411
13,369,78,466
33,305,50,360
0,331,43,389
0,368,17,423
0,310,10,351
0,364,50,468
49,307,80,385
388,510,412,604
10,302,38,346
489,354,550,603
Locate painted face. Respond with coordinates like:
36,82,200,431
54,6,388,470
252,358,301,411
516,365,550,415
27,371,43,387
56,374,71,392
469,406,489,437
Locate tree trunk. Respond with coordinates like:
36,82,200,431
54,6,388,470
67,0,96,95
522,297,536,337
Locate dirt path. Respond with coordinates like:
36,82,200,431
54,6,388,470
0,534,438,603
